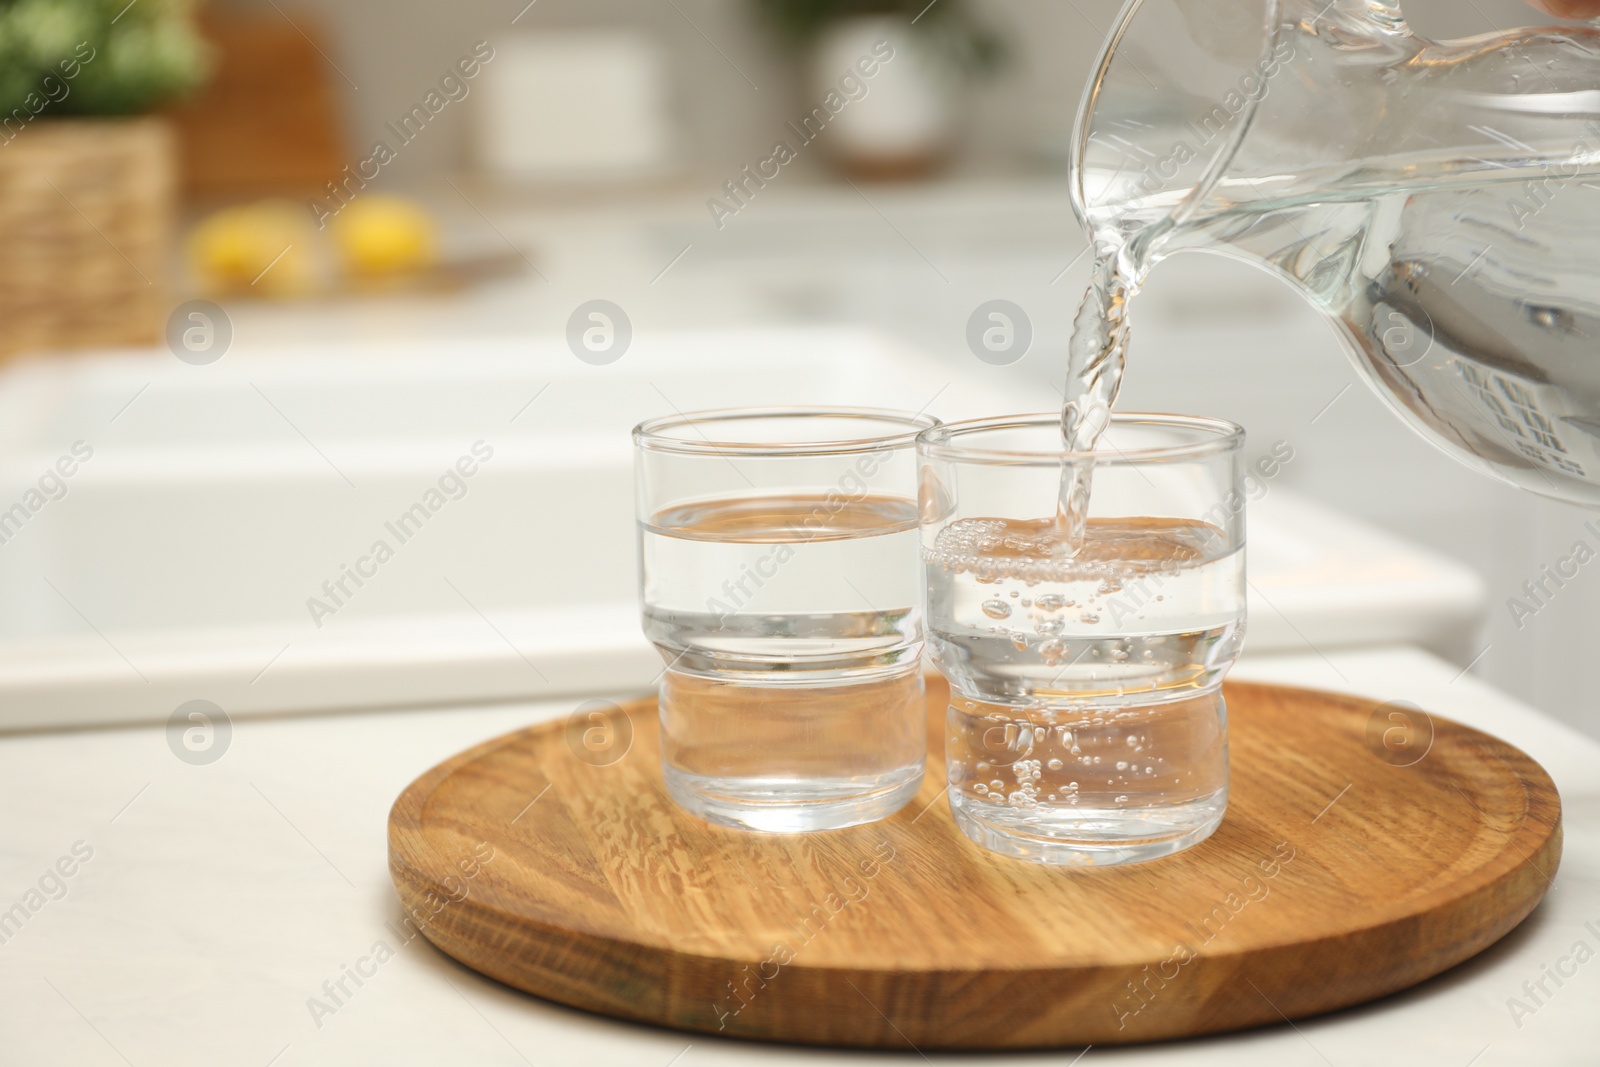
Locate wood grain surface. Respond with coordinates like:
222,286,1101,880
387,679,1561,1048
166,8,346,200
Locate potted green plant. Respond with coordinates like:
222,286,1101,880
750,0,1005,178
0,0,209,359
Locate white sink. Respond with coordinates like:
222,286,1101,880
0,328,1020,728
0,327,1485,730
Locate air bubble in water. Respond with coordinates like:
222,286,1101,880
982,599,1012,619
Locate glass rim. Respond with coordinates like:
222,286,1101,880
917,412,1244,466
633,406,939,458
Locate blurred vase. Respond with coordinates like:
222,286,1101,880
0,116,174,361
809,15,954,180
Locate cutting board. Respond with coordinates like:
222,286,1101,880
387,679,1560,1048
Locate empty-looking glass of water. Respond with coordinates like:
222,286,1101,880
635,408,937,832
918,414,1246,865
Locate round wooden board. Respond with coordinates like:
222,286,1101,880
388,679,1561,1049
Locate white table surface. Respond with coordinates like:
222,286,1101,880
1,645,1596,1067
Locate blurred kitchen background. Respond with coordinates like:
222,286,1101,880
3,0,1598,739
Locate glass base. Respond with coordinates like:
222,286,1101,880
662,762,923,833
949,789,1227,866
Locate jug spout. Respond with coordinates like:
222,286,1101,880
1074,0,1439,242
1074,0,1600,505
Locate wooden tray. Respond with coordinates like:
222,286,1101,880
388,679,1561,1048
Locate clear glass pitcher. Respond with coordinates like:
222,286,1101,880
1071,0,1600,505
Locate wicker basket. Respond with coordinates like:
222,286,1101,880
0,116,174,361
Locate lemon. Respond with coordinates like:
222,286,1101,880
330,196,438,277
187,201,315,297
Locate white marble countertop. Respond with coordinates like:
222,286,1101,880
1,645,1596,1066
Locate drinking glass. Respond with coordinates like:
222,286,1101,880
917,414,1246,865
635,407,936,832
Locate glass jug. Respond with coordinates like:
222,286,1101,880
1071,0,1600,505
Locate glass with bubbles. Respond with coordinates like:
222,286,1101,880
917,414,1246,865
